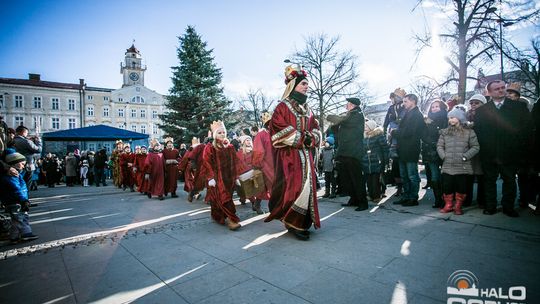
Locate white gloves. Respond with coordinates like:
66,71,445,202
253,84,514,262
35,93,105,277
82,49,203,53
144,174,150,180
235,179,241,186
208,179,216,187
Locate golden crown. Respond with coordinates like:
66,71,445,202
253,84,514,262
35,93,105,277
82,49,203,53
260,111,272,124
191,137,200,145
284,64,308,84
164,137,174,144
210,120,226,134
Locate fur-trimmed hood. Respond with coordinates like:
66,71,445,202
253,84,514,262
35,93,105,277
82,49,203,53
364,127,384,138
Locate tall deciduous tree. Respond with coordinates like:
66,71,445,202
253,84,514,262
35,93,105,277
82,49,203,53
160,26,233,143
292,33,365,133
414,0,499,103
501,38,540,101
237,89,276,127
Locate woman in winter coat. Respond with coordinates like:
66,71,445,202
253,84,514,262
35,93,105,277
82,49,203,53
64,152,78,187
362,120,388,202
437,107,480,215
421,100,448,208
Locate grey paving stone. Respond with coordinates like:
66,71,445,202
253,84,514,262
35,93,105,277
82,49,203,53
61,240,132,270
234,251,329,291
188,232,271,264
372,257,449,301
197,278,311,304
131,286,188,304
68,253,163,303
171,265,253,303
294,267,414,304
409,293,446,304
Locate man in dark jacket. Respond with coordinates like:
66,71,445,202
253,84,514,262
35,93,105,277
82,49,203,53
94,149,108,187
474,80,531,217
393,94,426,206
11,125,42,186
328,97,368,211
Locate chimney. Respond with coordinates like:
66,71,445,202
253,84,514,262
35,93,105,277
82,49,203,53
28,73,41,81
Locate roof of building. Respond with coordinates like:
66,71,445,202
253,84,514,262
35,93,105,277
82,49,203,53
126,44,140,54
42,124,149,141
0,77,82,90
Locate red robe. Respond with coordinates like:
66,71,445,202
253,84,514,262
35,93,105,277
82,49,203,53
163,148,180,194
201,143,241,224
179,144,206,193
145,151,165,197
264,99,322,230
236,149,255,202
120,152,135,188
134,153,149,193
252,128,274,200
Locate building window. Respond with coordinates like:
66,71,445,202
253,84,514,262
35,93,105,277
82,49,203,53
103,96,109,101
140,109,146,118
68,99,75,111
87,105,94,116
51,97,59,110
118,123,125,129
88,143,96,152
131,96,145,103
118,109,124,117
103,143,111,153
152,110,158,119
140,125,146,134
103,107,109,117
33,116,42,131
118,97,123,102
14,95,23,108
87,95,93,100
153,124,158,135
131,125,137,132
33,96,42,108
52,118,60,129
131,109,136,118
68,118,76,129
15,116,24,126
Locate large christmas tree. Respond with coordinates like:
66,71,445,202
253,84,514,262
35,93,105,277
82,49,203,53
160,25,232,143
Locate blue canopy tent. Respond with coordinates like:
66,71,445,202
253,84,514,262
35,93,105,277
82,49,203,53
42,124,149,155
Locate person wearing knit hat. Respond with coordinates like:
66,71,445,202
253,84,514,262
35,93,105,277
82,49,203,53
447,107,467,125
0,148,38,243
437,107,480,216
365,119,378,132
265,63,321,240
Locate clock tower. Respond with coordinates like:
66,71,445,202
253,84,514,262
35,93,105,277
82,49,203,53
120,43,146,87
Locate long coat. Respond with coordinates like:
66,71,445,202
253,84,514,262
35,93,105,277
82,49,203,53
394,106,426,163
65,155,78,177
163,148,180,194
334,107,365,161
362,127,388,174
474,99,531,165
252,128,274,200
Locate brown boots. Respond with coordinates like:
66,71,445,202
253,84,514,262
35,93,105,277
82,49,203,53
440,193,466,215
226,219,241,231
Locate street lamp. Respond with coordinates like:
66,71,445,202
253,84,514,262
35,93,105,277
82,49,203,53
487,7,519,82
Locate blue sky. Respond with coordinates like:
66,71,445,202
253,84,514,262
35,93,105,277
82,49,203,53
0,0,537,104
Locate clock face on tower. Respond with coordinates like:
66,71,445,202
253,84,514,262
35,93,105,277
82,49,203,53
129,72,139,81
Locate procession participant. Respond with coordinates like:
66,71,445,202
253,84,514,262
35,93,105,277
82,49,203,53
144,139,165,200
236,135,263,214
163,137,180,198
264,64,321,241
178,137,206,202
201,121,242,231
120,144,135,192
111,140,124,188
134,145,149,194
252,111,275,211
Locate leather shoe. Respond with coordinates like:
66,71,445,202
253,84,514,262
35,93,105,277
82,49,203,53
483,209,497,215
503,209,519,218
288,228,309,241
402,200,419,207
355,205,368,211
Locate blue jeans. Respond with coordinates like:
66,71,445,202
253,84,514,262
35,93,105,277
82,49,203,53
399,161,420,200
426,162,441,182
6,204,32,240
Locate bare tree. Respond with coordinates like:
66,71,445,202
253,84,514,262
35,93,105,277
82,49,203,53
413,0,499,103
291,33,364,133
409,77,442,113
237,89,277,127
498,38,539,101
